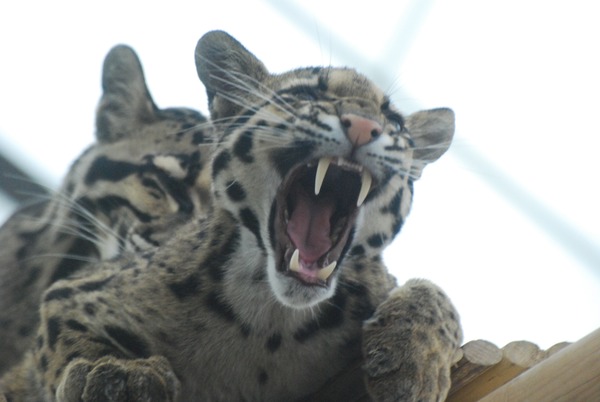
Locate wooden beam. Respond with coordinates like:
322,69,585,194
480,327,600,401
448,340,542,402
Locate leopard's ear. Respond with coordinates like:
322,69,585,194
96,45,159,143
195,30,269,120
406,108,455,179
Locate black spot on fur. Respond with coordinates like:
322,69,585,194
84,303,96,317
104,325,151,358
258,369,269,385
78,276,114,292
270,140,315,178
224,109,256,136
349,245,365,256
84,156,137,184
367,233,387,248
206,229,240,282
47,317,61,351
192,130,205,145
212,150,231,179
239,208,265,251
168,273,201,300
65,319,88,333
266,333,282,353
233,131,254,163
391,216,404,238
40,354,48,371
44,287,74,302
206,291,236,322
50,235,98,283
225,181,246,201
382,190,402,214
18,325,33,337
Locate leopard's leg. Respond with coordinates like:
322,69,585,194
18,278,182,401
363,279,462,402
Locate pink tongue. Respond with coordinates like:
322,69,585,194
286,189,333,264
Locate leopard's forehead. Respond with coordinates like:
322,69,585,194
271,67,386,103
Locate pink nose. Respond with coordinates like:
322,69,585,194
341,113,383,147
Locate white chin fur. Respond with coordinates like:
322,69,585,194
266,259,337,309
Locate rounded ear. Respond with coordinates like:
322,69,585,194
406,108,455,179
96,45,158,143
195,30,269,120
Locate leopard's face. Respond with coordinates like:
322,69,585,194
57,45,211,262
197,31,454,308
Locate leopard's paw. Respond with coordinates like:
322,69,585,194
363,279,462,402
56,355,180,402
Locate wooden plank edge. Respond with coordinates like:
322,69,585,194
480,328,600,402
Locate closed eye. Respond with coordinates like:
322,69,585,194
278,85,319,102
380,100,405,132
386,113,404,132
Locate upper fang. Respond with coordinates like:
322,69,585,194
315,157,331,195
357,170,372,206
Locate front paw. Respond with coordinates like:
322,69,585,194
363,279,462,402
56,355,180,402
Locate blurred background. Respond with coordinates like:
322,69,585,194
1,0,599,349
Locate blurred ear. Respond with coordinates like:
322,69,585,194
195,30,269,120
406,108,455,178
96,45,158,143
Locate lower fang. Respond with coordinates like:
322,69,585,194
290,249,300,272
317,261,337,281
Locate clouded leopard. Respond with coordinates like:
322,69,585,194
0,30,461,401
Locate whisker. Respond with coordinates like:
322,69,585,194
19,252,99,265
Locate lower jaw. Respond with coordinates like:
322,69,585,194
272,270,338,309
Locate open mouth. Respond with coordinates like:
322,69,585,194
274,157,374,287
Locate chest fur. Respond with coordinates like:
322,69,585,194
173,317,360,400
134,252,370,400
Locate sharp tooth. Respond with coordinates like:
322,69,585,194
317,261,337,281
357,170,372,207
315,157,332,195
289,249,300,272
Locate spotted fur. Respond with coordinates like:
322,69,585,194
0,45,211,374
0,31,461,401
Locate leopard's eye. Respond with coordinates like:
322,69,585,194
281,86,319,102
387,114,404,132
295,92,317,102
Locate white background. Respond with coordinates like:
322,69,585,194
1,0,599,349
